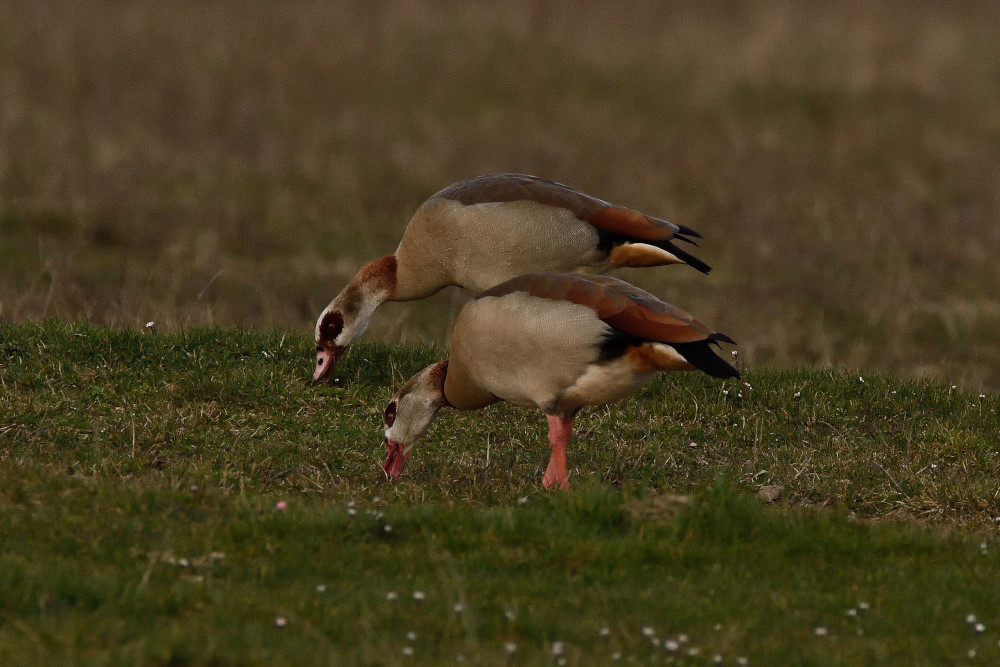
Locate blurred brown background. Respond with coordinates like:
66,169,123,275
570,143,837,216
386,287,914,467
2,1,998,387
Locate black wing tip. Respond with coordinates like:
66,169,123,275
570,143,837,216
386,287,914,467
675,224,703,239
709,332,737,346
671,340,741,379
660,240,712,274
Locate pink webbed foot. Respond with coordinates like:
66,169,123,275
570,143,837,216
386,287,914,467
541,414,574,490
542,456,570,490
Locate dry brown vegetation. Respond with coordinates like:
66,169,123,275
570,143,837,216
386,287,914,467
2,1,999,387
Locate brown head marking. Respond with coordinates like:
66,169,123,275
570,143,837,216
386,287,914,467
383,400,397,427
318,311,344,344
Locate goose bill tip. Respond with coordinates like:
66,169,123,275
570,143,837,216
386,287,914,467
382,439,410,479
312,346,339,383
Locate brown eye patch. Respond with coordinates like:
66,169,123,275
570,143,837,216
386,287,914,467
383,401,397,428
319,311,344,344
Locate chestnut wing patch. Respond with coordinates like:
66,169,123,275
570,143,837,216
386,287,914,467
477,273,711,345
588,206,681,241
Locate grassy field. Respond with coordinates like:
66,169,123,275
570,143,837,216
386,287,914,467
2,322,1000,664
2,1,999,387
3,3,1000,663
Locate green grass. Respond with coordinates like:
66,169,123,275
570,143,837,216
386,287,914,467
2,322,999,664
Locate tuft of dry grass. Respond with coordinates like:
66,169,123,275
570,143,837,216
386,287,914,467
2,1,999,386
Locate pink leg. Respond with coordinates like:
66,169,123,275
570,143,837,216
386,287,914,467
542,414,574,490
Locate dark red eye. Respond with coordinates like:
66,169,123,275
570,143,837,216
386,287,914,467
384,401,397,428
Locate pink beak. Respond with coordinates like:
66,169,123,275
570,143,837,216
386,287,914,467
382,439,411,479
313,346,337,383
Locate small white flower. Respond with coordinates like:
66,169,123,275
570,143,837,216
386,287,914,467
518,496,529,505
794,391,801,398
145,321,155,329
677,634,688,644
664,639,679,651
980,393,987,399
453,603,464,614
315,584,326,593
505,608,516,621
858,601,870,610
412,591,425,602
967,613,977,624
687,647,701,657
737,658,749,666
713,654,724,664
859,376,865,384
551,641,564,656
402,646,414,656
689,441,698,448
975,622,986,633
611,652,621,661
846,608,857,617
814,626,828,637
642,626,656,637
599,626,611,637
722,389,729,396
274,616,288,628
406,631,417,641
968,649,977,659
383,524,392,532
385,591,398,601
504,642,517,654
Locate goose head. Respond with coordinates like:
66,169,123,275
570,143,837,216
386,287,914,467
313,307,348,382
313,256,398,383
382,361,450,479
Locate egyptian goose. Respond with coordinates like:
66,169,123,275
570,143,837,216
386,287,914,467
381,273,739,489
314,173,710,381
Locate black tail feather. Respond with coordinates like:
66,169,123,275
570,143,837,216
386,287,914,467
671,340,741,379
675,223,703,239
653,239,712,274
709,332,737,347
